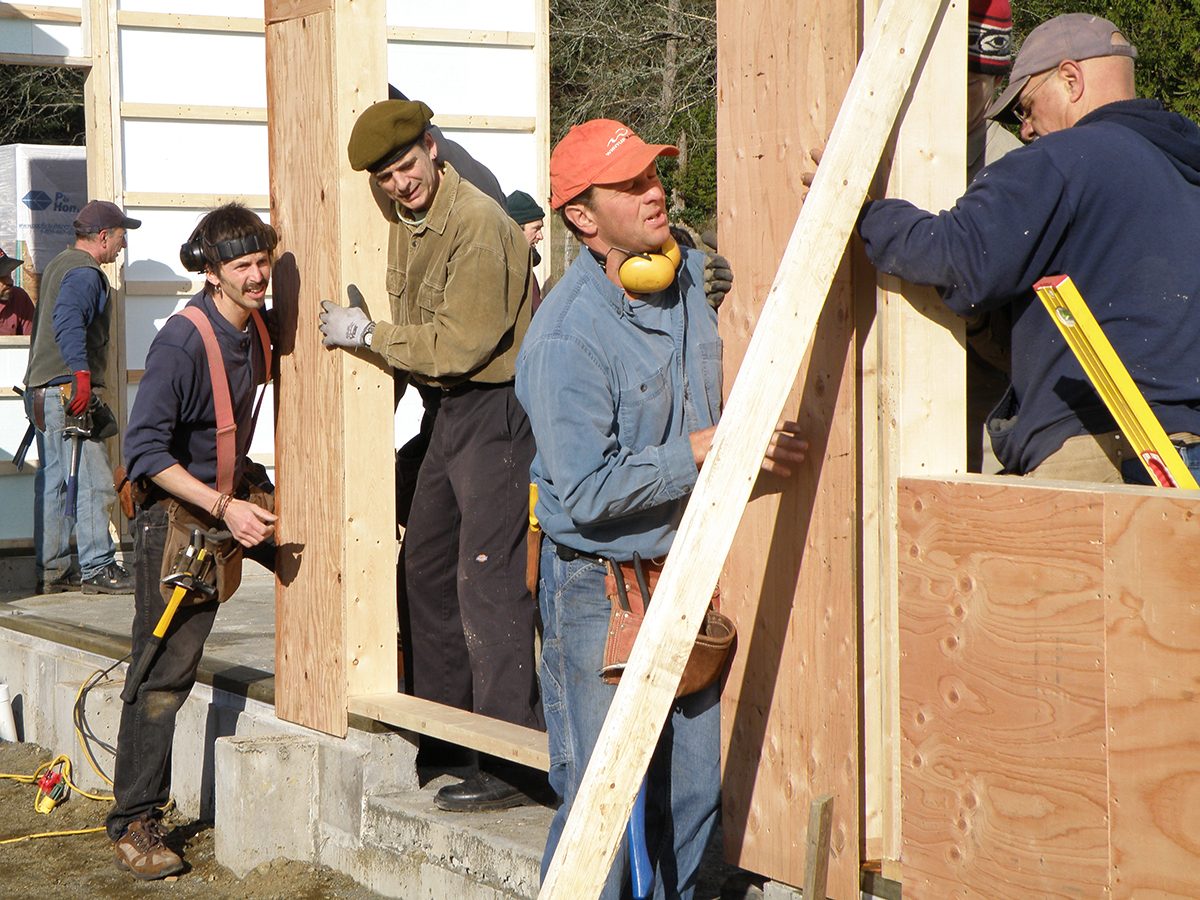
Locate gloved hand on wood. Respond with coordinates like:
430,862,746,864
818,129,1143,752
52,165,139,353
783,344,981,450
318,299,374,349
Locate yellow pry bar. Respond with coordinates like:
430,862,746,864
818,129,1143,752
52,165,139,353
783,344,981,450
1033,274,1198,489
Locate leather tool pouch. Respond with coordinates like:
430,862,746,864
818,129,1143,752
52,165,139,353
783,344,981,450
159,499,243,605
601,557,736,698
525,528,543,597
113,465,134,520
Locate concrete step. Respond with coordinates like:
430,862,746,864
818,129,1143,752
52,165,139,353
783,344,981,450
361,775,552,900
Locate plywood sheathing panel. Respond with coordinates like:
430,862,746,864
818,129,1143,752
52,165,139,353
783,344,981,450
715,0,860,890
265,0,397,736
1104,493,1200,898
900,477,1200,897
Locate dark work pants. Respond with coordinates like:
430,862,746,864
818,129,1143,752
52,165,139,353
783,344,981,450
107,503,218,840
404,383,543,732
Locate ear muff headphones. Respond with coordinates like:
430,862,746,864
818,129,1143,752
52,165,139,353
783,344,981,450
180,226,279,273
617,236,682,294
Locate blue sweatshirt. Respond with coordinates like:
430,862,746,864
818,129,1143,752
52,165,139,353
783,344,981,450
858,99,1200,473
125,291,268,489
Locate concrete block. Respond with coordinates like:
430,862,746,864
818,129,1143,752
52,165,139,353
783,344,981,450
364,785,548,899
764,881,804,899
52,675,121,794
214,733,319,878
353,727,419,796
171,683,244,820
319,741,365,838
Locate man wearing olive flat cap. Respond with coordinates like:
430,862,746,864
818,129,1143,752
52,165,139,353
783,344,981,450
857,14,1200,484
319,99,542,813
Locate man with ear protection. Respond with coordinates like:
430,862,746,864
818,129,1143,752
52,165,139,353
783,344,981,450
515,119,807,898
108,204,277,880
320,99,544,812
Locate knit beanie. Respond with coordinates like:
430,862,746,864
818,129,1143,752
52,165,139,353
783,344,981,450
969,0,1013,75
506,190,545,225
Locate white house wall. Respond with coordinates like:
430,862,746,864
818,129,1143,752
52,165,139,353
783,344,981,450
0,0,549,547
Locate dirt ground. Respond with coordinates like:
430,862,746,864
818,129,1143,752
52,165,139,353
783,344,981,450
0,742,381,899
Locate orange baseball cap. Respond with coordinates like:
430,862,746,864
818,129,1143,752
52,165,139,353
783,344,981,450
549,119,678,210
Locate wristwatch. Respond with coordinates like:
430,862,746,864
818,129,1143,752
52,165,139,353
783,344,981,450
363,321,376,348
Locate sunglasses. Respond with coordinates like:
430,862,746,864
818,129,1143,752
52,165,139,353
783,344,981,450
1013,71,1056,123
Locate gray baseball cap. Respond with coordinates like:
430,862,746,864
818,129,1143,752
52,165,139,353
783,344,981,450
987,13,1137,124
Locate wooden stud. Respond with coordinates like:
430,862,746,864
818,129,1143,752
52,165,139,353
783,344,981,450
387,26,535,48
349,693,549,771
860,0,966,863
122,192,270,210
533,0,550,283
0,4,83,24
120,102,268,123
432,114,535,133
264,0,396,737
0,51,89,66
116,10,264,35
538,2,948,896
84,0,127,482
803,794,835,900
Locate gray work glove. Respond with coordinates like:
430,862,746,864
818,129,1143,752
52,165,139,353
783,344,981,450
319,299,375,349
700,231,733,310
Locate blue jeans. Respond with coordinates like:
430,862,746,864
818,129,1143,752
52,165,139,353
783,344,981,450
27,388,117,581
538,540,720,900
1121,440,1200,486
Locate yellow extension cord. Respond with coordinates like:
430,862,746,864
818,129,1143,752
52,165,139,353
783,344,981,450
0,663,127,844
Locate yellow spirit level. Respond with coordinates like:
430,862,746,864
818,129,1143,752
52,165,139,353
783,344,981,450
1033,274,1198,489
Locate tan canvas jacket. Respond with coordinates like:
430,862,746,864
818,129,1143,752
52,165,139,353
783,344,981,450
372,163,532,388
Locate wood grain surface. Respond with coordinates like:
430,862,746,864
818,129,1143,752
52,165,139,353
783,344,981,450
715,0,860,890
899,478,1110,898
266,1,396,737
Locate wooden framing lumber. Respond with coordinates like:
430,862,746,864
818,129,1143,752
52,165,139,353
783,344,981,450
349,693,550,771
386,26,535,48
859,0,965,863
84,0,126,471
0,4,82,24
898,477,1200,896
122,192,270,210
715,0,860,889
538,1,949,896
265,0,396,737
115,10,264,35
120,103,269,123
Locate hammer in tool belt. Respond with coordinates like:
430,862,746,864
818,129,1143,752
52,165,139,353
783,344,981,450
60,386,91,519
120,526,230,704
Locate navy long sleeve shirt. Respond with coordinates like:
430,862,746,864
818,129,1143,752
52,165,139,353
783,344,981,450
859,99,1200,473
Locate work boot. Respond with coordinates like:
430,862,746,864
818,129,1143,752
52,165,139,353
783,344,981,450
434,771,538,812
36,572,82,594
112,818,184,880
82,562,134,595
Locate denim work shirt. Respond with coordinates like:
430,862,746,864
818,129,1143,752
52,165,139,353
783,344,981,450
515,247,722,561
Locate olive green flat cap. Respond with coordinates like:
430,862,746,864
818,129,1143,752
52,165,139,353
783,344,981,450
347,99,434,173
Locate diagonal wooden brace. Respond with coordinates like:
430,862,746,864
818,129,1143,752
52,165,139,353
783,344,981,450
537,0,951,896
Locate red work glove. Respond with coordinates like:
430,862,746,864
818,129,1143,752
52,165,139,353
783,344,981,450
68,370,91,416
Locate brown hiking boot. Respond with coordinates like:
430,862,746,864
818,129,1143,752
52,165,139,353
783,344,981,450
112,818,184,880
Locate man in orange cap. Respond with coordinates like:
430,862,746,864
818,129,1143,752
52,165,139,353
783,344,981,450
516,119,806,898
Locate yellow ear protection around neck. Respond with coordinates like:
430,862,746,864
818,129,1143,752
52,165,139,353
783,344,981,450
616,236,682,294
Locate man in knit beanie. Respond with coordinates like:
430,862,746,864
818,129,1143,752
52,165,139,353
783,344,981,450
968,0,1019,179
